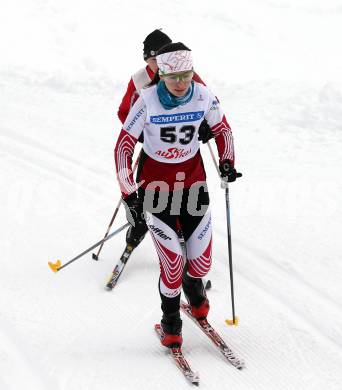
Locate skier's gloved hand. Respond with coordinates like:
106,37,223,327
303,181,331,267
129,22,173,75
219,160,242,182
198,119,214,144
122,192,145,227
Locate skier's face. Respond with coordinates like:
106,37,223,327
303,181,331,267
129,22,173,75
161,71,193,97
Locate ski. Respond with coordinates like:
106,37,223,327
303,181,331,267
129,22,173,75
105,244,134,290
154,324,200,386
180,300,245,369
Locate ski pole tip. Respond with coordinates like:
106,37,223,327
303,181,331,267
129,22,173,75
48,259,62,273
225,316,240,326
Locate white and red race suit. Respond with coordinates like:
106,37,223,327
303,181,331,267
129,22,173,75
114,81,235,302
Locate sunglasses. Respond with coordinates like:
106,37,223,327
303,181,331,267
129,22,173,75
162,71,194,83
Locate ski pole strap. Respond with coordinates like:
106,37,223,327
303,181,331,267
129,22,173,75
207,142,241,187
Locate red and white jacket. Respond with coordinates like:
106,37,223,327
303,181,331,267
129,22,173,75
115,82,235,198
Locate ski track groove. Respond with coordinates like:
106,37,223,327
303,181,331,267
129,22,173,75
213,273,342,389
0,132,115,201
240,256,342,355
213,223,342,354
236,249,342,351
236,237,342,312
182,314,305,390
215,236,342,357
0,127,109,178
187,306,303,388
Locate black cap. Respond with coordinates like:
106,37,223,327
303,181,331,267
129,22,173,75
143,29,172,60
156,42,191,56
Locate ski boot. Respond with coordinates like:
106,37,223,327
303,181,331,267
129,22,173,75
160,311,183,348
182,271,210,320
126,223,147,248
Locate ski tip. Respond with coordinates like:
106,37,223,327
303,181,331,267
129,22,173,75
48,259,62,273
92,253,98,261
105,271,119,290
190,372,200,386
225,316,240,326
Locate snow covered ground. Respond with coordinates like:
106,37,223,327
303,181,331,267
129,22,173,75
1,0,342,389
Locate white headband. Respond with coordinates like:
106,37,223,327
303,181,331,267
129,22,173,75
157,50,193,75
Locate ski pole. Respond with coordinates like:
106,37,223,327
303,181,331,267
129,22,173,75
206,141,221,176
206,142,240,326
92,153,141,260
48,222,130,273
222,183,239,325
92,197,122,261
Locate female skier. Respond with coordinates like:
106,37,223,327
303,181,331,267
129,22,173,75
114,42,240,347
116,29,212,252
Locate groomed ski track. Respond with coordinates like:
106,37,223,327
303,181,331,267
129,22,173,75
1,1,342,389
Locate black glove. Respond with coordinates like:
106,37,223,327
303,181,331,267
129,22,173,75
198,119,214,144
219,160,242,182
122,192,145,227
